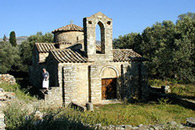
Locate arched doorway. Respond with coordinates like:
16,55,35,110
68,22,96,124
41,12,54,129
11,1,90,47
101,67,118,100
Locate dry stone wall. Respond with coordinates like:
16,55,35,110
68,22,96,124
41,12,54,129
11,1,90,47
0,88,8,130
0,74,16,85
0,111,5,130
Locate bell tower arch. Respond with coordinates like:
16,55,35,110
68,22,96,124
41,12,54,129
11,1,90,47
83,12,113,61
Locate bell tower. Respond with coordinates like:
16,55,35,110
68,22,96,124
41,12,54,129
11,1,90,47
83,12,113,62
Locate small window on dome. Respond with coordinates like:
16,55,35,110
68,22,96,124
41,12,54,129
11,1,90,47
88,21,92,24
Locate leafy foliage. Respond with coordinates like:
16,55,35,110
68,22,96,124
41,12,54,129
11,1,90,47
113,12,195,83
19,32,53,72
0,41,21,73
9,31,17,46
3,100,28,130
0,32,53,74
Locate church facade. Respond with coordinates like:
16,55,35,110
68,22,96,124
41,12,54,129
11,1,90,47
30,12,148,107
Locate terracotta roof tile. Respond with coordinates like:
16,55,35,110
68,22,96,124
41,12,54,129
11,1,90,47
35,43,55,53
113,49,142,62
50,49,87,63
52,24,83,33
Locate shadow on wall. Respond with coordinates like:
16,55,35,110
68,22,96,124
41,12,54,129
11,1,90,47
119,61,149,103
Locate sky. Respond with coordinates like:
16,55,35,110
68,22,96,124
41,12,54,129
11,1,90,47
0,0,195,39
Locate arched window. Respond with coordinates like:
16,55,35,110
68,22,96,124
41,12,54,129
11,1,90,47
96,22,105,54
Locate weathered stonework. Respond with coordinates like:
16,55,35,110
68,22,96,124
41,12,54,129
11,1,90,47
0,74,16,85
83,12,113,61
44,87,63,106
54,31,83,44
62,64,89,106
29,12,149,107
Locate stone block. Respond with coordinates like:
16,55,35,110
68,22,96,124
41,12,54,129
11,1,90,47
69,102,86,112
86,102,94,111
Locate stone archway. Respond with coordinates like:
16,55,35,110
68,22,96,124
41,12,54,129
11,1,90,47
100,66,118,100
96,21,105,54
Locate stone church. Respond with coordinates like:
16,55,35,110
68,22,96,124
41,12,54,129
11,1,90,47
30,12,148,107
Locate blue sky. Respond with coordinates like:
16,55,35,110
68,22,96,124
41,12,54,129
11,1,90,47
0,0,195,39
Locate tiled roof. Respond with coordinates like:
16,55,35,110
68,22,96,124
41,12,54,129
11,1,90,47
35,43,55,53
35,43,143,62
50,49,87,63
113,49,142,62
52,24,83,33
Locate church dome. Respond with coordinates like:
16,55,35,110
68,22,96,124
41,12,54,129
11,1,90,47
52,24,83,33
52,23,84,49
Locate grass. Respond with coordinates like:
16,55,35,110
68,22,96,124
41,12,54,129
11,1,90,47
3,100,195,129
77,102,195,126
149,79,195,98
0,83,37,102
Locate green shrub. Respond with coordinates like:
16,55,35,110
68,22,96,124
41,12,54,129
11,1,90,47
0,83,19,92
3,100,29,130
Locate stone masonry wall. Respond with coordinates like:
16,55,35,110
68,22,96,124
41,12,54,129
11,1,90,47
90,62,122,104
58,63,89,107
39,53,49,63
44,87,63,107
83,12,113,62
122,62,149,101
90,61,148,104
43,60,148,107
140,63,149,100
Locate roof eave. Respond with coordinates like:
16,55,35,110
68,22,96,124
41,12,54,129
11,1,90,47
52,30,84,33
